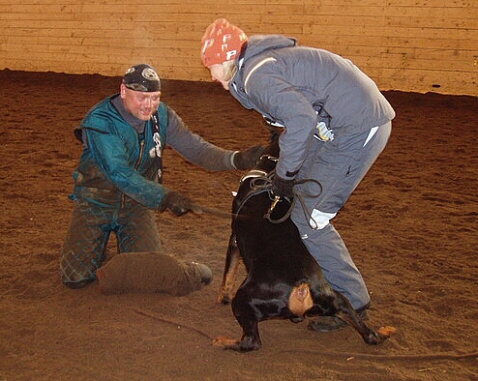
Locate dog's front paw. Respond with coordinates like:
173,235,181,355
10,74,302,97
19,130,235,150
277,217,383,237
212,336,239,349
212,336,262,352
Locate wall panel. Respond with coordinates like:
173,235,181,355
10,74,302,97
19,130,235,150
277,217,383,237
0,0,476,95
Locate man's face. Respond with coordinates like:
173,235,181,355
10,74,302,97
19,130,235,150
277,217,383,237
209,64,230,90
120,84,161,121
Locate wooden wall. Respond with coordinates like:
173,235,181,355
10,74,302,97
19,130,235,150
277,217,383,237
0,0,477,95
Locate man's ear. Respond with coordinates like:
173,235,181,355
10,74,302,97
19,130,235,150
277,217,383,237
119,83,126,99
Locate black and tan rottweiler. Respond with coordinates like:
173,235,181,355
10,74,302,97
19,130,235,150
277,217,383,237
214,131,394,352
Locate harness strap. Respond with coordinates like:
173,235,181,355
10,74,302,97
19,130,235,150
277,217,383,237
233,166,323,227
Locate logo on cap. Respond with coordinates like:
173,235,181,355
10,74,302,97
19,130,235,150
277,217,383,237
123,64,161,92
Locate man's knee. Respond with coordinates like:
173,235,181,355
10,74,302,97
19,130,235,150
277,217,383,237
296,213,336,242
308,209,337,231
60,266,96,289
60,252,97,289
63,278,95,289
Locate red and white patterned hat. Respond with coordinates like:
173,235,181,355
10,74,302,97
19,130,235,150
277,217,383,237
200,19,248,67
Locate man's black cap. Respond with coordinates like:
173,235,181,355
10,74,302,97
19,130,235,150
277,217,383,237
122,64,161,92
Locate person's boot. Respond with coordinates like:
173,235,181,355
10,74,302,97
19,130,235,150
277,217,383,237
191,262,213,285
308,307,370,333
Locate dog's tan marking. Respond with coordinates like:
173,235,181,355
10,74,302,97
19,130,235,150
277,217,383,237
212,336,239,348
288,283,313,316
216,250,242,304
377,326,397,337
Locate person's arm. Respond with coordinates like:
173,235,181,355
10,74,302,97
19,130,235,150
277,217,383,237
164,107,264,171
84,121,168,209
165,107,236,170
246,75,318,180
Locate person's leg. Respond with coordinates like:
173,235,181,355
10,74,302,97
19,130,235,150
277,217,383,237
107,201,211,295
115,201,162,253
96,252,212,296
292,122,391,310
60,201,113,288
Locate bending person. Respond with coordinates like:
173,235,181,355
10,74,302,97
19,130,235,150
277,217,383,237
200,19,395,330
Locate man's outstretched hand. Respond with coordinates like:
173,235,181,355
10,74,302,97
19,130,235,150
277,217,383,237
159,191,194,216
233,145,266,170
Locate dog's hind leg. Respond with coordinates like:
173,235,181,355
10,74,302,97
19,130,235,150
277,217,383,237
217,233,242,304
331,293,392,345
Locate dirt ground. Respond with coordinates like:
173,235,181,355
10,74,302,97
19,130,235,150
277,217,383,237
0,69,477,381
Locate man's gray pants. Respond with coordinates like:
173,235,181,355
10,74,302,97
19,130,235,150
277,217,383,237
291,122,392,310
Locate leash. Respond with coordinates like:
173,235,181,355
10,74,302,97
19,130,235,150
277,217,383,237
189,152,323,227
291,177,323,229
263,175,323,227
188,203,235,219
234,167,323,227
